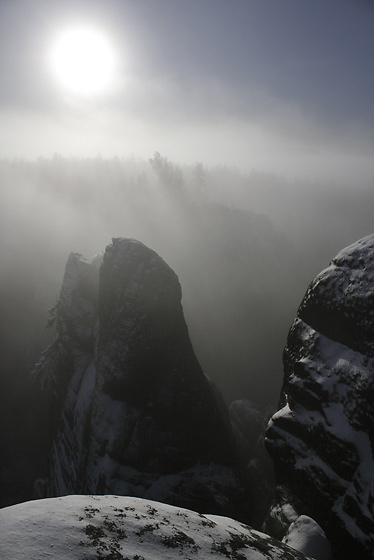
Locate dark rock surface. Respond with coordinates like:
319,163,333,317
265,234,374,559
229,399,275,526
34,238,247,521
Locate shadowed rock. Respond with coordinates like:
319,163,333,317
34,238,248,521
265,234,374,559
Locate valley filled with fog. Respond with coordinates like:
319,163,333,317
1,153,373,507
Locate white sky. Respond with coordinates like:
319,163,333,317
0,0,373,185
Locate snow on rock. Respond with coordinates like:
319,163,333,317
282,516,332,560
33,252,100,497
33,239,248,521
298,234,374,358
0,494,314,560
265,234,374,559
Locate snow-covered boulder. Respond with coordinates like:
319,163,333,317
265,234,374,559
0,495,314,560
33,239,247,520
282,515,332,560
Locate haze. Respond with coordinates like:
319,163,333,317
0,0,374,507
0,0,373,184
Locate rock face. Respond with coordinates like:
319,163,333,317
0,495,314,560
229,400,275,526
265,234,374,559
34,238,246,520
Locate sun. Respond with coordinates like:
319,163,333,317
50,26,117,95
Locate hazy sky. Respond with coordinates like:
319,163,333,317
0,0,373,184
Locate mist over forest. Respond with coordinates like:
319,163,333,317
0,1,373,556
0,152,373,506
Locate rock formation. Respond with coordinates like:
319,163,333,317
33,238,247,521
0,495,314,560
265,234,374,559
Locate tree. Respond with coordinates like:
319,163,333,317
193,161,206,194
149,152,184,193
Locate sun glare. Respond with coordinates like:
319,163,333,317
50,26,117,95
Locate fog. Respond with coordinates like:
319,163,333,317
1,154,373,398
1,93,373,188
1,1,373,187
0,0,373,510
0,154,373,506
